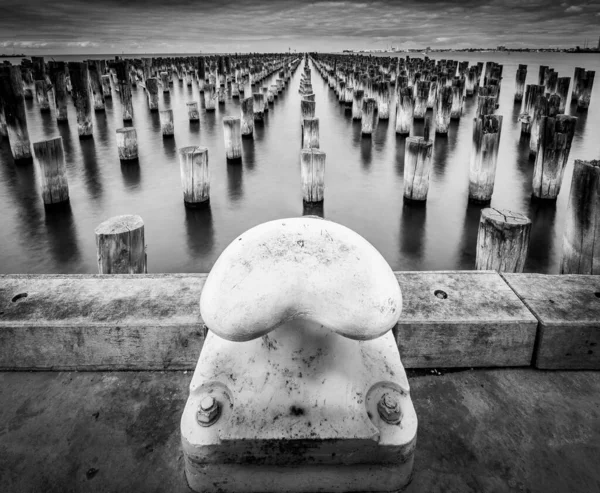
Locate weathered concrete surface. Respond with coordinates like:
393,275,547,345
1,369,599,493
503,273,600,370
0,272,537,370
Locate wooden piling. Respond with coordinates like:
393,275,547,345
145,78,159,111
34,80,50,112
476,95,496,117
160,71,170,93
532,115,577,200
301,99,316,126
116,128,138,161
377,81,390,119
519,84,544,135
513,65,527,103
159,109,174,137
560,160,600,274
475,208,531,273
555,77,570,113
67,62,93,138
572,67,585,104
468,115,503,203
300,148,325,203
204,83,216,111
414,81,429,119
223,117,242,161
240,96,254,137
187,102,200,121
404,135,433,201
450,82,464,120
179,146,210,207
48,62,68,122
435,86,453,134
95,215,147,274
361,97,377,136
396,88,414,136
529,94,548,157
577,71,595,111
253,93,265,122
32,137,70,206
302,117,319,149
0,66,32,161
87,61,105,111
352,89,364,120
101,75,112,98
114,61,134,122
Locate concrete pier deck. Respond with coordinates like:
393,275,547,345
1,368,599,493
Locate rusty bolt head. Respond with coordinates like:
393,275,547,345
197,395,221,426
377,392,402,424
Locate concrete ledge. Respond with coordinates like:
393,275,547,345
1,369,599,493
0,271,592,370
503,274,600,370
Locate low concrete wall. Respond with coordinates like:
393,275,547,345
0,271,598,370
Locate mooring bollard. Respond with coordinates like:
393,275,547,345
475,208,531,273
145,78,159,111
179,146,210,207
404,130,433,201
49,62,69,122
435,86,453,134
32,137,70,206
187,102,200,122
160,109,174,137
0,66,32,161
116,128,138,161
67,62,93,138
301,148,325,203
87,60,105,111
468,115,503,203
361,97,377,136
95,215,147,274
532,115,577,200
241,96,254,137
302,117,319,149
561,160,600,274
223,117,242,161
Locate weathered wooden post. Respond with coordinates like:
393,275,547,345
413,81,429,119
450,81,464,120
571,67,585,104
187,101,200,122
475,208,531,273
301,99,316,126
253,93,265,122
179,146,210,207
561,160,600,274
476,95,496,117
403,129,433,201
377,80,390,119
95,215,147,274
577,70,595,111
519,84,544,135
223,117,242,161
302,117,320,149
427,78,437,109
67,62,93,138
466,67,478,97
532,115,577,200
116,128,138,161
0,66,32,161
395,88,414,135
555,77,570,113
435,86,453,134
145,78,159,111
34,80,50,112
114,61,134,122
48,62,69,122
468,115,503,203
301,148,325,203
529,94,548,158
352,89,364,120
101,74,112,98
0,101,7,139
538,66,549,85
241,96,254,137
361,97,377,136
87,60,105,111
32,137,70,206
160,71,170,93
160,109,174,137
204,83,216,111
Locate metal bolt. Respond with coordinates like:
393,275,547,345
377,392,402,424
197,395,221,427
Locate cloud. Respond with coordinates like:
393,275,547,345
0,0,598,53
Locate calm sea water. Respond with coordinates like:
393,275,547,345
0,52,599,274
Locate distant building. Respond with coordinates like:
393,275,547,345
497,45,507,51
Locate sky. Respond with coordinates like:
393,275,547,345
0,0,599,54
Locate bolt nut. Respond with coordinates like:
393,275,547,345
377,392,402,424
197,395,221,427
